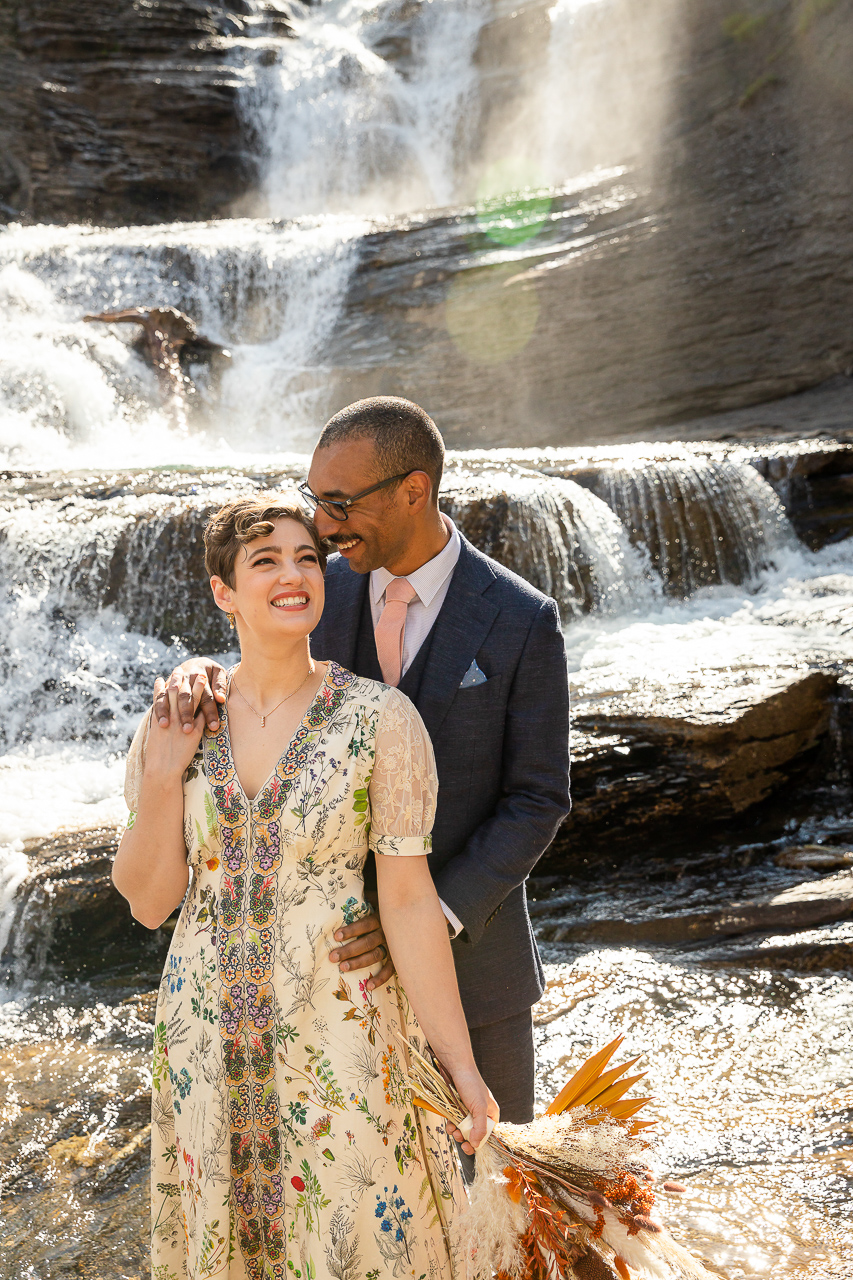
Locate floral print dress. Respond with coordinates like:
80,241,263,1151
124,663,463,1280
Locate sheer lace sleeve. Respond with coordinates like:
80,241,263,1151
124,709,153,817
368,687,437,857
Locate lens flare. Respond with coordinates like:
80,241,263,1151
475,159,553,247
445,262,539,365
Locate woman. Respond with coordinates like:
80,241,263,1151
113,496,496,1280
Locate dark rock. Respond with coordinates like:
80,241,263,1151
0,0,292,224
537,870,853,946
104,500,234,650
775,845,853,871
2,826,168,975
699,922,853,973
547,668,838,866
752,442,853,549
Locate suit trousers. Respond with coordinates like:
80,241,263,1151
469,1006,535,1124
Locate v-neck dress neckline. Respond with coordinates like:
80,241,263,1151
222,661,333,806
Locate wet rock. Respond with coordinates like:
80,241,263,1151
537,870,853,947
120,990,159,1023
547,668,838,866
104,499,234,651
0,0,290,224
775,845,853,872
441,474,599,617
752,442,853,550
85,1124,151,1191
2,826,168,976
699,921,853,974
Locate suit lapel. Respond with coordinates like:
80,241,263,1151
417,537,499,741
312,557,367,670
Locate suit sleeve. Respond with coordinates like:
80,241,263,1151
431,598,571,946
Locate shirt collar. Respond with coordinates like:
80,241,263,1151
371,514,461,607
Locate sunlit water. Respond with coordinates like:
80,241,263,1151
535,950,853,1280
2,920,850,1278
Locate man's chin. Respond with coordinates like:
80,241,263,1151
334,541,373,574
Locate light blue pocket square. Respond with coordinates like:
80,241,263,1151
459,659,488,688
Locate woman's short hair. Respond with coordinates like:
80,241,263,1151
204,496,327,588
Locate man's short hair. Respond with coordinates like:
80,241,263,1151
204,496,327,588
317,397,445,496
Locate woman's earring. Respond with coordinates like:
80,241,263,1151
226,611,236,630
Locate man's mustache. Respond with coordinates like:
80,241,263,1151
325,532,362,546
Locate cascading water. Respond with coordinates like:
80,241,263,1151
0,445,815,971
443,467,658,616
569,449,799,595
0,217,369,466
241,0,491,216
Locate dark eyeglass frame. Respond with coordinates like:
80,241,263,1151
297,472,414,523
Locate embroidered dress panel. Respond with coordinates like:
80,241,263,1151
125,664,462,1280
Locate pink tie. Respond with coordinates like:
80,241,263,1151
374,578,418,687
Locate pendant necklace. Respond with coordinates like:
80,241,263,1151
231,662,316,728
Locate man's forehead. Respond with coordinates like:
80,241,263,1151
308,437,379,493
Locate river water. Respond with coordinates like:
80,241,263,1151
1,0,852,1275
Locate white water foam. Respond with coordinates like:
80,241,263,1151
0,494,199,955
564,537,853,695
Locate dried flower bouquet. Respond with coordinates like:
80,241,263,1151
403,1035,718,1280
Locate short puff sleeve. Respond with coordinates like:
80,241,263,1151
368,687,437,857
124,709,152,817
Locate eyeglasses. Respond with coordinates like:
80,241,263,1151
297,472,413,523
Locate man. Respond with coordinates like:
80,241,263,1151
156,397,570,1122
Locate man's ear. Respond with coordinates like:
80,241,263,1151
405,471,432,512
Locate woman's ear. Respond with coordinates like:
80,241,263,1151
210,576,233,615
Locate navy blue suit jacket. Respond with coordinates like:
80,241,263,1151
310,534,571,1028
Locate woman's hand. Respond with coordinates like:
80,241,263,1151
153,658,227,733
444,1061,500,1156
144,686,206,782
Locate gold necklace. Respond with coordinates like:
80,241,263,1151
231,662,316,728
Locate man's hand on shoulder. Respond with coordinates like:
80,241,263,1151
153,658,227,733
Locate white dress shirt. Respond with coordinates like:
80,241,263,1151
369,514,461,675
369,514,464,936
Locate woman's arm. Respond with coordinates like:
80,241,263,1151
368,687,498,1152
376,854,497,1151
112,692,204,929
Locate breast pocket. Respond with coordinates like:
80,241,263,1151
455,673,503,707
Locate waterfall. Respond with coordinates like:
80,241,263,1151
0,0,843,975
443,468,657,617
564,450,798,596
240,0,491,217
0,217,367,467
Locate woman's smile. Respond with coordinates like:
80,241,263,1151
271,591,310,610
